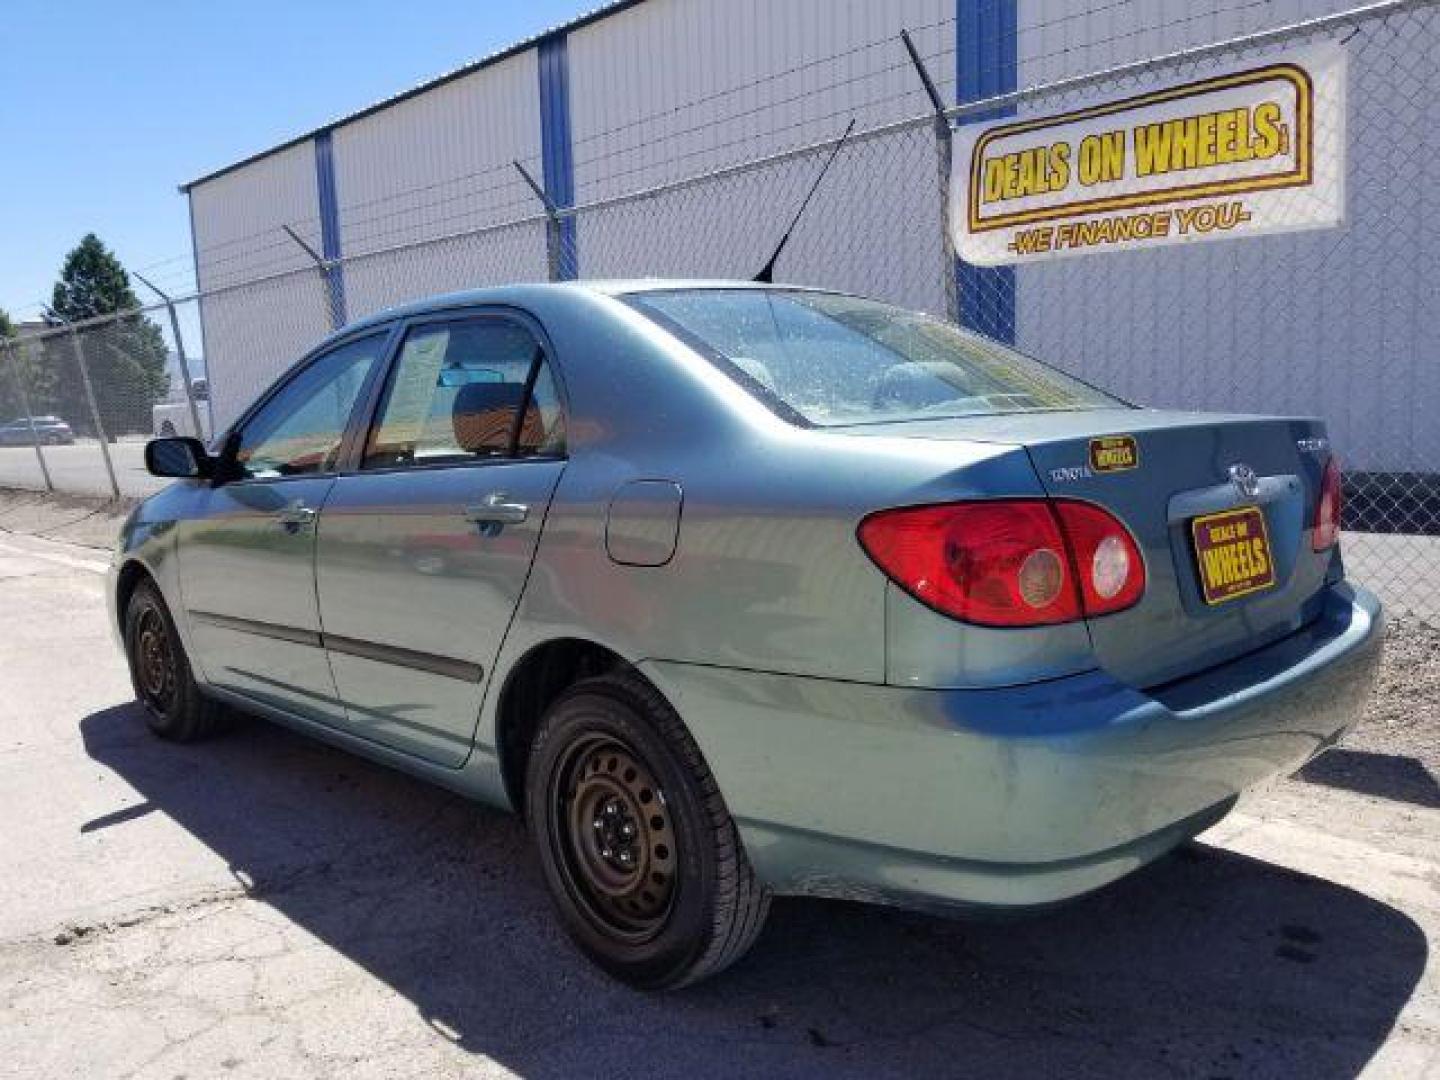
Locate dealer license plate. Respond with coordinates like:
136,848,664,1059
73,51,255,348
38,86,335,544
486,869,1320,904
1191,506,1276,606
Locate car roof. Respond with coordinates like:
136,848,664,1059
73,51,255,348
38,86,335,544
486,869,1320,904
333,280,833,341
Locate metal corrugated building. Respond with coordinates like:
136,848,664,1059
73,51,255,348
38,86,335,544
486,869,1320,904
182,0,1434,483
183,0,958,426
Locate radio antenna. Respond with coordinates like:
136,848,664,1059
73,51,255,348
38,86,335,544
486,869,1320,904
754,118,857,284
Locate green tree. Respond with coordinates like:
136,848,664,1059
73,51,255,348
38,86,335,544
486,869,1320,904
47,234,169,436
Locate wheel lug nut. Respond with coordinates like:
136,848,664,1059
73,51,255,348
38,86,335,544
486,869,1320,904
620,823,635,837
592,819,603,830
601,848,613,858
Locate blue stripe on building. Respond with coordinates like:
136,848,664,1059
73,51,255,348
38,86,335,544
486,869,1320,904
538,34,578,280
313,129,347,326
956,0,1017,343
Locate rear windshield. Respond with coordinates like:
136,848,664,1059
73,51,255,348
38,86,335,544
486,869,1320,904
626,289,1124,427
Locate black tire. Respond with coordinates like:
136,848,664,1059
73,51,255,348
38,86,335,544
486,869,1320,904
525,672,770,989
123,579,224,742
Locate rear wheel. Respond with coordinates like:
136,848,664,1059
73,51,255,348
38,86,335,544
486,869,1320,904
525,672,770,989
123,580,223,741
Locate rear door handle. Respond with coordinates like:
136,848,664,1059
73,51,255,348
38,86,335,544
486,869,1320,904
463,493,529,526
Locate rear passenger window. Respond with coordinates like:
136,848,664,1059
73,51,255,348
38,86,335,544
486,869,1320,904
363,319,565,469
518,362,566,456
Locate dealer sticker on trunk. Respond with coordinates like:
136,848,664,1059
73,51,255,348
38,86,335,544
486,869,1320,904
1191,506,1276,605
1089,435,1139,473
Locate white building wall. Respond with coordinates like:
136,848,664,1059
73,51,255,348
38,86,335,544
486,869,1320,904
189,141,319,291
1011,0,1439,472
188,142,330,428
567,0,956,315
333,51,549,318
1015,0,1358,85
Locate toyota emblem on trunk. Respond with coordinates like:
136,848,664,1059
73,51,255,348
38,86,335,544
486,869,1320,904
1228,463,1261,500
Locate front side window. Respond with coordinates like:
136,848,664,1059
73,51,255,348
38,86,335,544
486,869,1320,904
626,289,1125,427
364,319,565,469
233,333,387,479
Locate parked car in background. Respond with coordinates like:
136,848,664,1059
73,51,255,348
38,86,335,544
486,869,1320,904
0,415,75,446
113,282,1382,989
152,378,212,441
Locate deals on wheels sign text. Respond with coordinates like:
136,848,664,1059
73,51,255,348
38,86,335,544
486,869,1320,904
951,43,1346,265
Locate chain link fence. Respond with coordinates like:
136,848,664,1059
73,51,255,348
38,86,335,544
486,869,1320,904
1,0,1435,621
0,299,206,500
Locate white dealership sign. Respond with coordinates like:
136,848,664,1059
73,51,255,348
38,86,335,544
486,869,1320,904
951,43,1347,265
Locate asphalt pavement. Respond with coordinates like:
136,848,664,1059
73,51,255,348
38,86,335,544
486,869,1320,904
0,527,1437,1078
0,439,165,499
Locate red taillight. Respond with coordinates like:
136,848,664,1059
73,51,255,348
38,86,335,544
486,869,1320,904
1313,457,1342,551
1052,501,1146,615
857,499,1145,627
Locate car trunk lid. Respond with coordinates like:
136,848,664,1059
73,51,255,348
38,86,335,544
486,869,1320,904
838,408,1336,688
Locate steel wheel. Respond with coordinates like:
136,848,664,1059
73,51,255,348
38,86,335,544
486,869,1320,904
134,606,177,715
123,578,224,742
549,733,678,942
527,673,771,988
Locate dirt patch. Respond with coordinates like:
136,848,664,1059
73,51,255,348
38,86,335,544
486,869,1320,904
0,487,133,550
1354,616,1440,764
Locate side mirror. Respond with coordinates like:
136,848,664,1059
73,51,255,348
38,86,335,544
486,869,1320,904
145,436,213,479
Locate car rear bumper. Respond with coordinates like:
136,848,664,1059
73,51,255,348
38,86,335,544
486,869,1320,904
642,581,1383,911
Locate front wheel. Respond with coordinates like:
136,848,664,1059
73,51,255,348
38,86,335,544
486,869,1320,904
525,673,770,989
123,579,224,741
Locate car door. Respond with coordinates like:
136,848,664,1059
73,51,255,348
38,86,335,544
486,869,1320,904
178,330,392,725
314,312,568,766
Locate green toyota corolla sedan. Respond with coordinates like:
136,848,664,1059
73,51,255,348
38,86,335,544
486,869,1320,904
110,282,1382,988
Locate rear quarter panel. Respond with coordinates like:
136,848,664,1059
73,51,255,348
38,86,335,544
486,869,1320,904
481,291,1097,755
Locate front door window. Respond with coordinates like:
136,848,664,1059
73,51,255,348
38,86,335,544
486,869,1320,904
233,333,388,479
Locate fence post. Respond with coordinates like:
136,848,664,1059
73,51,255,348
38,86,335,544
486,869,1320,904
134,272,205,441
512,160,569,283
282,225,345,330
67,326,121,501
2,340,54,493
901,29,960,325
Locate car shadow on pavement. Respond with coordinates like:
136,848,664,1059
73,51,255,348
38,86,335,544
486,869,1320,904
81,703,1426,1079
1297,746,1440,809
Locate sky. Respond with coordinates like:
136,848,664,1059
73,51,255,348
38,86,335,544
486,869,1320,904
0,0,598,323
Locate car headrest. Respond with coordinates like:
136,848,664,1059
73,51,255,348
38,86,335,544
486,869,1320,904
453,382,525,454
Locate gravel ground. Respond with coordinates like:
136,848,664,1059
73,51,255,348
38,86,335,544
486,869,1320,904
1352,616,1440,758
1293,616,1440,814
